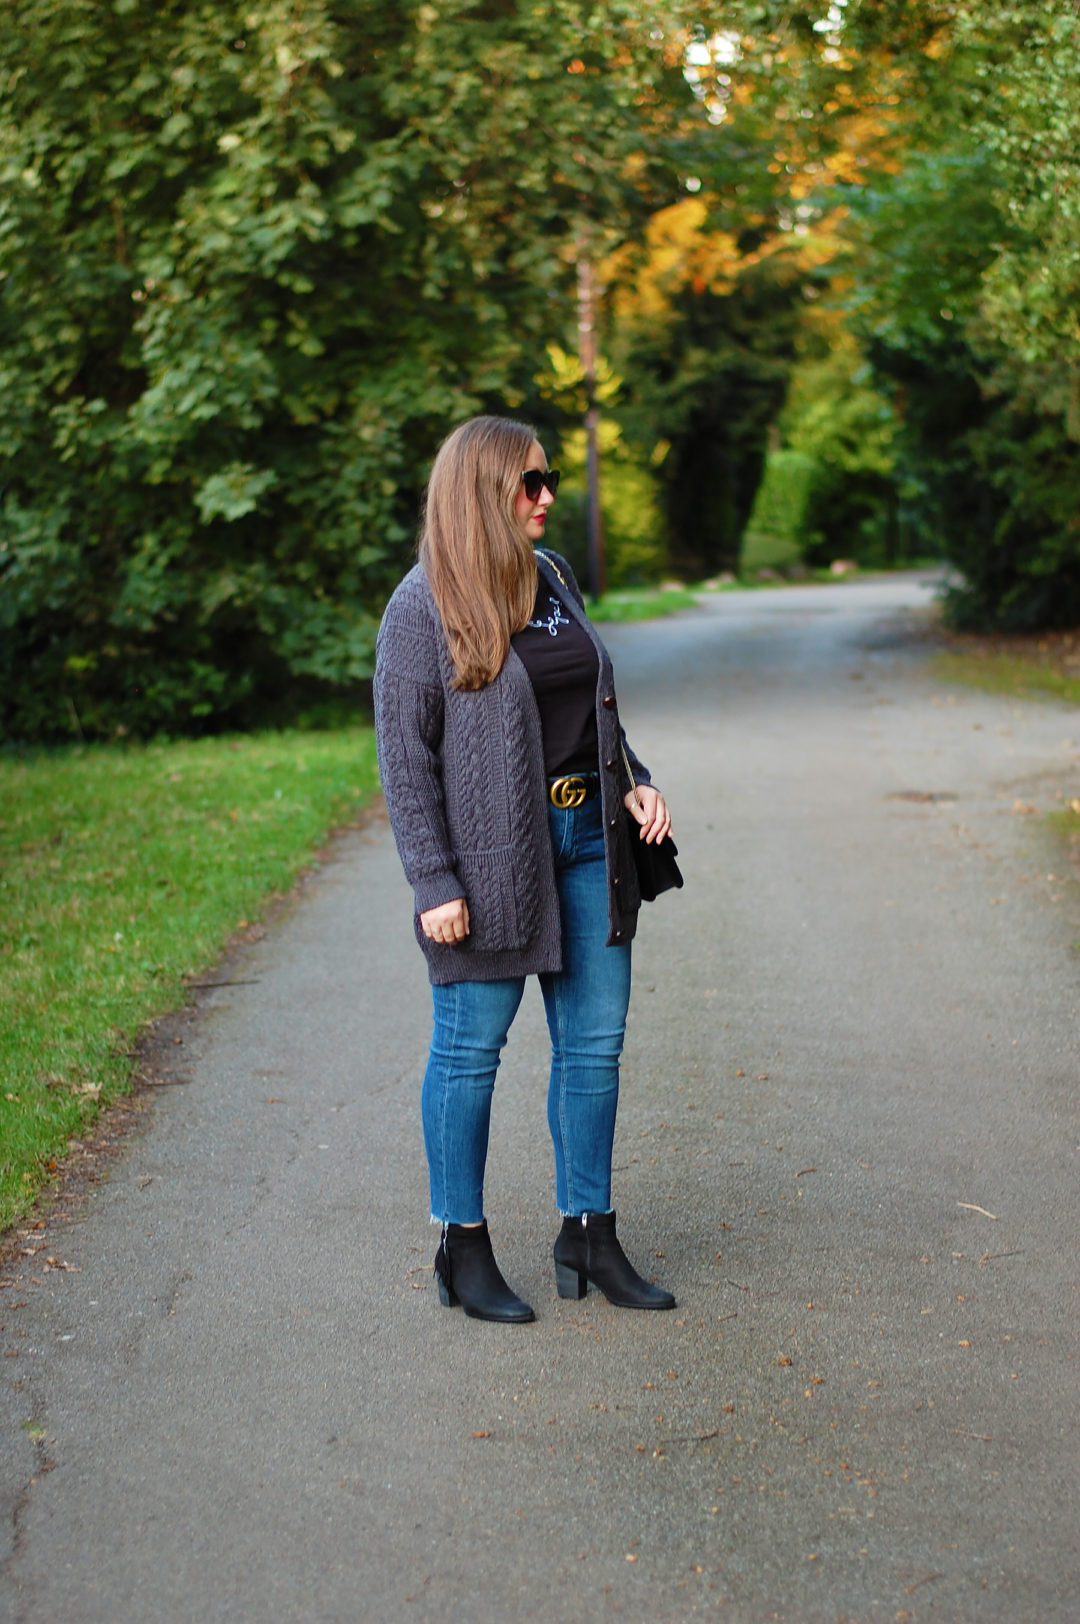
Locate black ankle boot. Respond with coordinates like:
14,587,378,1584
433,1221,535,1323
553,1211,676,1310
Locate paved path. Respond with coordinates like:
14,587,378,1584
2,576,1078,1624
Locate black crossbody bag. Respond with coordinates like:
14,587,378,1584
621,741,683,902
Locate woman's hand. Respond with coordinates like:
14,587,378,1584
419,897,470,944
624,784,672,845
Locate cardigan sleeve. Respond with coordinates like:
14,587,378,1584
374,584,465,916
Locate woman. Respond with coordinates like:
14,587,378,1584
374,415,675,1324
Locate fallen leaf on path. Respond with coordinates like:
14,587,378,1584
903,1572,944,1595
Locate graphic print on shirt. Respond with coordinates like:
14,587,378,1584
530,596,571,637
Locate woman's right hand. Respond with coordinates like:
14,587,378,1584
419,897,470,944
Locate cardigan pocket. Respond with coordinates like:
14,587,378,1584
455,845,534,953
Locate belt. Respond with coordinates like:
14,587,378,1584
547,771,601,808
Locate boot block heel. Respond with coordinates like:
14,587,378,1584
555,1261,587,1300
436,1274,456,1309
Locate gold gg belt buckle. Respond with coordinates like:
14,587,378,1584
549,775,587,809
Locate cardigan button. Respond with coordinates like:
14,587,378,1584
604,757,616,771
608,816,618,829
613,929,624,939
602,694,616,708
613,876,621,887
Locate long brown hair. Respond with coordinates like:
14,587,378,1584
419,416,541,690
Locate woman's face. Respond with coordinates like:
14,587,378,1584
514,440,557,541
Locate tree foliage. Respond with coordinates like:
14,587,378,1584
741,448,819,572
4,0,1079,743
0,0,715,739
778,328,899,567
824,1,1080,624
595,1,937,580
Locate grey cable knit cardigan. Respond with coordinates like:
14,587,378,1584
374,549,652,985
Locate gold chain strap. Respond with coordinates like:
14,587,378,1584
620,740,642,807
536,548,568,591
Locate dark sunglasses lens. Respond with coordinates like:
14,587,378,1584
522,470,560,499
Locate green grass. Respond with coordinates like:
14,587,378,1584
1046,804,1080,837
0,728,379,1230
1045,799,1080,859
715,566,874,590
586,586,702,621
1045,805,1080,939
585,569,876,620
931,651,1080,706
585,564,947,620
934,650,1080,903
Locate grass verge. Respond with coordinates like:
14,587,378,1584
585,566,907,620
0,728,379,1230
931,643,1080,707
931,630,1080,942
1046,803,1080,954
586,586,702,621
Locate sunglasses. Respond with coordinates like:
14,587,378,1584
520,468,560,500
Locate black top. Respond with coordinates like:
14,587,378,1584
511,586,600,776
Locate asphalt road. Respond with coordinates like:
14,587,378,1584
2,575,1078,1624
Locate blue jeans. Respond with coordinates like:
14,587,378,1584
422,797,632,1223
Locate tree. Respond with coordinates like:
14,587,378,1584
598,2,931,580
611,217,804,579
0,0,716,739
777,327,900,567
835,1,1080,626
